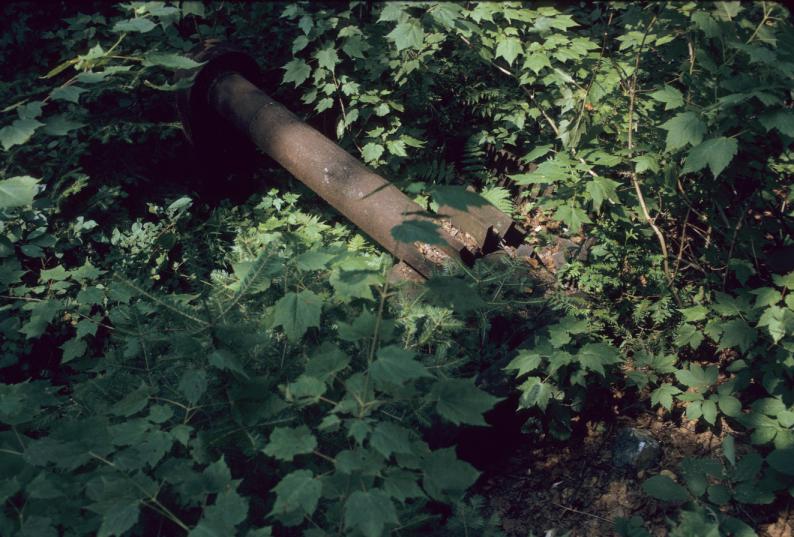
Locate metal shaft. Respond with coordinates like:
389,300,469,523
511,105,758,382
208,72,473,278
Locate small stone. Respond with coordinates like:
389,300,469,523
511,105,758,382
612,427,662,470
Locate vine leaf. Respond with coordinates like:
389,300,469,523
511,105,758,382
263,426,317,461
344,490,399,537
283,58,311,87
387,20,425,51
649,85,684,110
270,470,322,518
272,290,322,342
682,137,738,178
659,112,705,152
430,378,501,426
495,36,522,66
370,346,433,386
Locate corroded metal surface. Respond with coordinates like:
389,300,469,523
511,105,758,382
178,43,526,280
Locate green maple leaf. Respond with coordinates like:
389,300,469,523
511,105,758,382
282,58,311,87
517,376,553,410
553,204,591,233
272,290,322,342
585,176,620,212
649,85,684,110
344,490,399,537
718,318,756,352
651,383,681,410
577,342,621,376
659,111,705,152
369,346,432,386
0,176,39,208
362,142,384,163
495,36,522,66
682,137,738,178
430,377,501,426
315,46,339,71
270,470,321,517
369,422,413,459
422,448,480,500
523,52,551,73
387,20,425,51
263,426,317,461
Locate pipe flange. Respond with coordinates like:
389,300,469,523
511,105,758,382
176,41,262,155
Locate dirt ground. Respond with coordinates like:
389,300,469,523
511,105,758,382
478,412,793,537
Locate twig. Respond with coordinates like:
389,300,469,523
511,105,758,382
552,502,612,524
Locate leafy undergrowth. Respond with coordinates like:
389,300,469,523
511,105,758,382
1,2,793,536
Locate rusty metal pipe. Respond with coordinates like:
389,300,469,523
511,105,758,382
205,71,478,278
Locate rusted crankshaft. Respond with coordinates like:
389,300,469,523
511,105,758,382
177,43,525,279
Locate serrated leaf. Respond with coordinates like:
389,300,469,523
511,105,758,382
60,338,87,363
264,426,317,461
649,85,684,110
682,137,738,178
651,383,681,410
718,318,756,353
0,176,39,208
362,142,384,163
387,20,425,51
0,118,44,150
633,154,660,174
270,470,321,517
272,290,322,342
315,46,339,71
577,342,621,376
370,346,432,386
422,447,479,500
495,36,522,66
344,490,399,537
178,369,207,405
430,378,500,426
505,350,542,377
586,176,620,212
642,475,688,501
517,376,553,411
283,59,311,87
523,52,551,73
369,422,413,459
97,502,139,537
674,323,704,350
553,204,591,233
660,112,705,153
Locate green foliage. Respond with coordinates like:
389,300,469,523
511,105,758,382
1,1,793,535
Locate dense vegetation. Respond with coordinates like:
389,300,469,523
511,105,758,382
1,1,792,535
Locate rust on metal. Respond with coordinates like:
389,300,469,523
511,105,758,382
178,43,525,280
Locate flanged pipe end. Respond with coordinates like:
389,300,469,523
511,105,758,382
176,41,261,156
